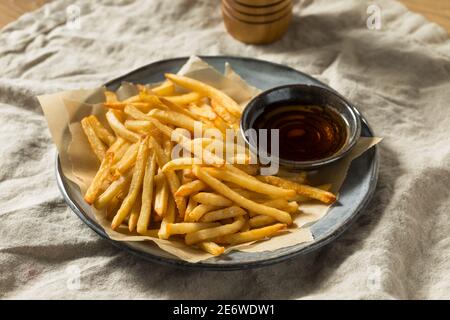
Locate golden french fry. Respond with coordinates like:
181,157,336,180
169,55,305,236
257,176,336,204
84,152,114,204
104,90,119,103
290,184,332,202
187,204,219,222
210,99,239,127
115,143,139,174
185,216,245,245
166,222,220,236
81,117,107,161
205,167,296,199
185,195,198,217
249,215,277,228
240,217,250,232
106,111,140,143
148,109,197,132
198,241,224,256
164,92,201,105
128,197,141,232
94,171,132,209
107,137,125,154
112,141,131,163
193,166,292,224
106,194,121,219
188,103,216,120
124,120,160,136
158,195,177,239
217,223,286,245
175,179,207,197
111,137,149,230
165,73,242,117
87,115,116,146
137,152,157,234
162,157,196,172
154,173,169,217
149,136,186,217
286,201,299,213
158,97,205,122
150,81,175,96
200,206,246,222
192,192,233,207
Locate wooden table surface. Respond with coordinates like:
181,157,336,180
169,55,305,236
0,0,449,33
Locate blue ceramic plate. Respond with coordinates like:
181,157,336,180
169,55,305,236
55,56,379,270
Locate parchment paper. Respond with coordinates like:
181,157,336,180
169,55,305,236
38,56,380,262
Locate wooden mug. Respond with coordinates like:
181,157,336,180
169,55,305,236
221,0,293,44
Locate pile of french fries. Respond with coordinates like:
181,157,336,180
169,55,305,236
81,73,336,256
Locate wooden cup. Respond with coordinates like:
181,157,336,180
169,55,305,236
223,0,292,24
222,3,292,44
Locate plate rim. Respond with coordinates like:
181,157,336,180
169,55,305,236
55,55,379,270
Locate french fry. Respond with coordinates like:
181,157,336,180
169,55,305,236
162,157,196,172
154,173,169,217
137,152,157,234
150,80,175,96
200,206,246,222
158,97,204,122
257,176,336,204
84,152,114,204
111,137,149,230
164,92,201,105
193,166,292,225
114,143,139,174
217,223,286,245
158,195,177,239
106,111,140,143
185,216,245,245
188,103,216,120
249,215,277,228
187,204,219,222
128,198,141,232
94,172,132,209
165,73,242,117
166,222,220,236
185,196,198,217
87,115,116,146
210,99,239,127
124,120,160,136
205,167,296,199
198,241,224,256
112,141,131,163
192,192,233,207
175,180,207,197
290,184,332,202
149,136,186,217
107,137,126,154
148,109,197,132
81,117,107,161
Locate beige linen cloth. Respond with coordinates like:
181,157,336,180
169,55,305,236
0,0,449,299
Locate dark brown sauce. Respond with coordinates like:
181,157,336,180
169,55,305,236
254,105,348,162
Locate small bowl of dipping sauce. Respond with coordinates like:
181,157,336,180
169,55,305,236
240,84,361,170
